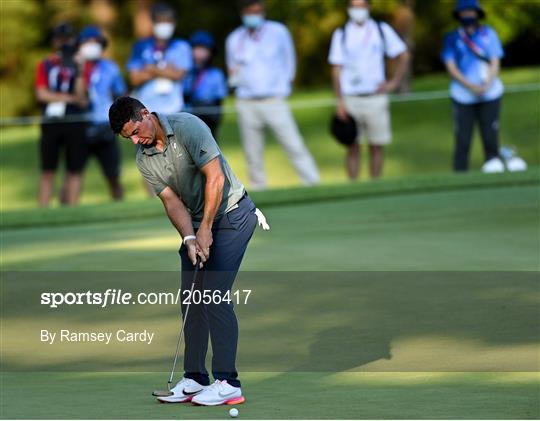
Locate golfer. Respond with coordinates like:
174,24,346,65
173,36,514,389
108,96,268,406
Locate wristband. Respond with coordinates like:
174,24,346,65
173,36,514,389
183,235,196,245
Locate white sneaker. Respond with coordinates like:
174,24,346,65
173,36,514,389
156,378,206,403
506,156,527,172
191,380,245,406
482,157,505,173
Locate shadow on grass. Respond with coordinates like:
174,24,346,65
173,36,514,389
2,272,539,373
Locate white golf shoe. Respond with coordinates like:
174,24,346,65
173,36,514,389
191,380,245,406
156,378,206,403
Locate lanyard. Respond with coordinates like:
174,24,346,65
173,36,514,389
458,27,489,62
191,69,208,93
84,61,102,104
57,67,74,93
83,61,96,87
343,21,375,56
235,23,266,58
152,43,168,65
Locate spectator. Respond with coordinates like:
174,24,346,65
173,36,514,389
78,26,127,200
127,2,192,114
226,0,320,190
442,0,504,172
35,22,88,206
184,31,228,139
328,0,409,180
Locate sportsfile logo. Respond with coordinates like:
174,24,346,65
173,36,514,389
40,289,252,309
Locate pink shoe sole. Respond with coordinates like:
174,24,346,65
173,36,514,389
191,396,246,406
226,396,246,405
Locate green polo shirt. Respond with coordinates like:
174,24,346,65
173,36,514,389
136,112,245,224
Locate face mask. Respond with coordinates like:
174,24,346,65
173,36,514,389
242,14,264,29
348,8,370,23
80,42,103,61
153,22,175,40
60,42,77,58
460,17,479,27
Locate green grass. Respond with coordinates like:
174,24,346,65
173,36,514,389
2,168,538,229
2,172,539,271
2,372,538,419
1,67,539,210
2,173,539,418
2,68,540,418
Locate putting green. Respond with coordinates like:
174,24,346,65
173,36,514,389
1,372,538,419
1,174,539,419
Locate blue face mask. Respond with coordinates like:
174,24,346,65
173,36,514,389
460,16,479,27
242,14,264,29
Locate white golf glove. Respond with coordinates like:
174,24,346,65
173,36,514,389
254,208,270,231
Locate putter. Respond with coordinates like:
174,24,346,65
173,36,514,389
153,256,201,397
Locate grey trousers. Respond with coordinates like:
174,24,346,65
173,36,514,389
236,97,320,189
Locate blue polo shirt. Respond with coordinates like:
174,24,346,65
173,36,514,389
183,66,227,106
442,25,504,104
85,59,126,123
127,38,192,113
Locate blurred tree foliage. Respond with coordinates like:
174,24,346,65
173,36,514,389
1,0,539,117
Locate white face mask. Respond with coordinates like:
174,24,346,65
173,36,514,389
348,7,370,23
80,42,103,61
242,14,264,29
153,22,175,40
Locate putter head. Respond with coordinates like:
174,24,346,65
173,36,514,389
152,389,174,397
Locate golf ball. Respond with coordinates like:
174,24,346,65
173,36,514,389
229,408,239,418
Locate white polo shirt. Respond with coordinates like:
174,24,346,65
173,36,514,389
328,19,407,95
226,20,296,99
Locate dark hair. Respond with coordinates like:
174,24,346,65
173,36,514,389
151,2,176,21
238,0,263,10
109,96,146,134
51,22,75,39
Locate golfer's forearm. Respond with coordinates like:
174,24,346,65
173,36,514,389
166,206,195,238
160,195,195,238
200,175,224,231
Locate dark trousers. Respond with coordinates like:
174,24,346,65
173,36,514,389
84,123,121,179
452,98,501,171
196,112,222,140
179,195,257,388
40,122,87,172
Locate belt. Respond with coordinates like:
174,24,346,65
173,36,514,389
238,191,248,203
241,96,280,101
228,191,248,212
351,92,379,97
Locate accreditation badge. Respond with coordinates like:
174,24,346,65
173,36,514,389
479,62,490,83
350,64,363,86
45,102,66,117
154,78,174,95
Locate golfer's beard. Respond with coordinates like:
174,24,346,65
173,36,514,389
140,137,157,147
141,130,157,147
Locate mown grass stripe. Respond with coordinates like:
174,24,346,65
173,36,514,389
1,169,538,230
